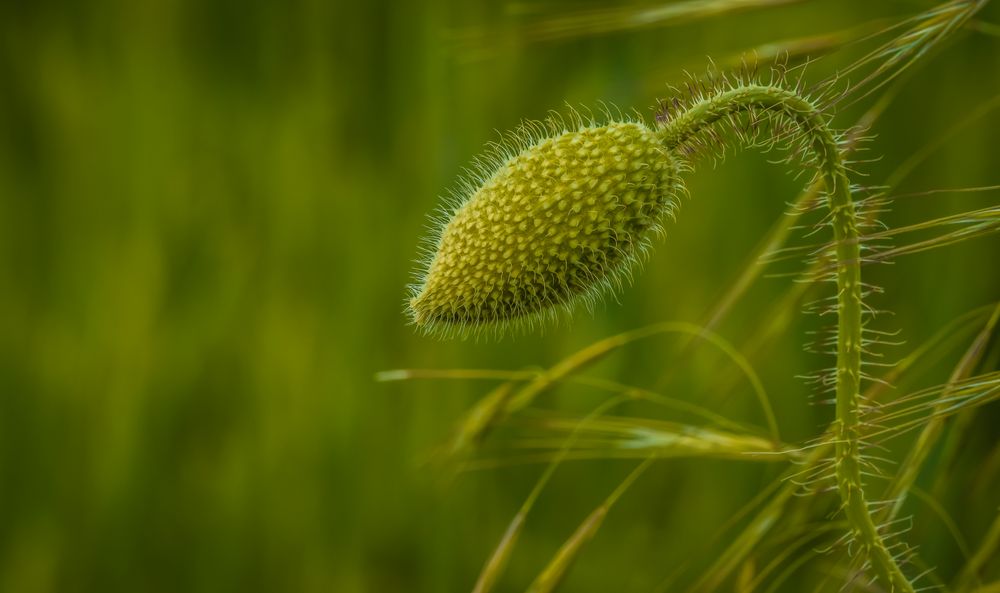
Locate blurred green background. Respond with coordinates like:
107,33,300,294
1,0,998,591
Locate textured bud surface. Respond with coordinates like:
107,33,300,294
410,121,681,335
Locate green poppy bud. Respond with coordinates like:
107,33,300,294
410,120,682,336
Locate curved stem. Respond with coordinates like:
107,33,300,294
657,84,914,593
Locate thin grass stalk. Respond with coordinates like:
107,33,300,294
953,510,1000,592
525,458,654,593
470,395,629,593
881,303,1000,522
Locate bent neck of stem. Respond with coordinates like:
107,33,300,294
658,84,914,593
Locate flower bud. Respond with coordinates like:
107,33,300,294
410,121,681,335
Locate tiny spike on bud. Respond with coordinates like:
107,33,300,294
409,120,683,337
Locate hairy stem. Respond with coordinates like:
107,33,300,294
657,84,914,593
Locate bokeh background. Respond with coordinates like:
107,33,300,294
1,0,998,591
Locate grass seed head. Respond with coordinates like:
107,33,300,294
410,120,682,337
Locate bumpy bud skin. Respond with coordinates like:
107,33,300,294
410,120,682,337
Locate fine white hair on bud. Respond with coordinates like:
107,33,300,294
409,117,684,338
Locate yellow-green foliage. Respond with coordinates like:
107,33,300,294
410,121,682,336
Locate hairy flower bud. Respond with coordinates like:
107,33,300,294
409,120,682,336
